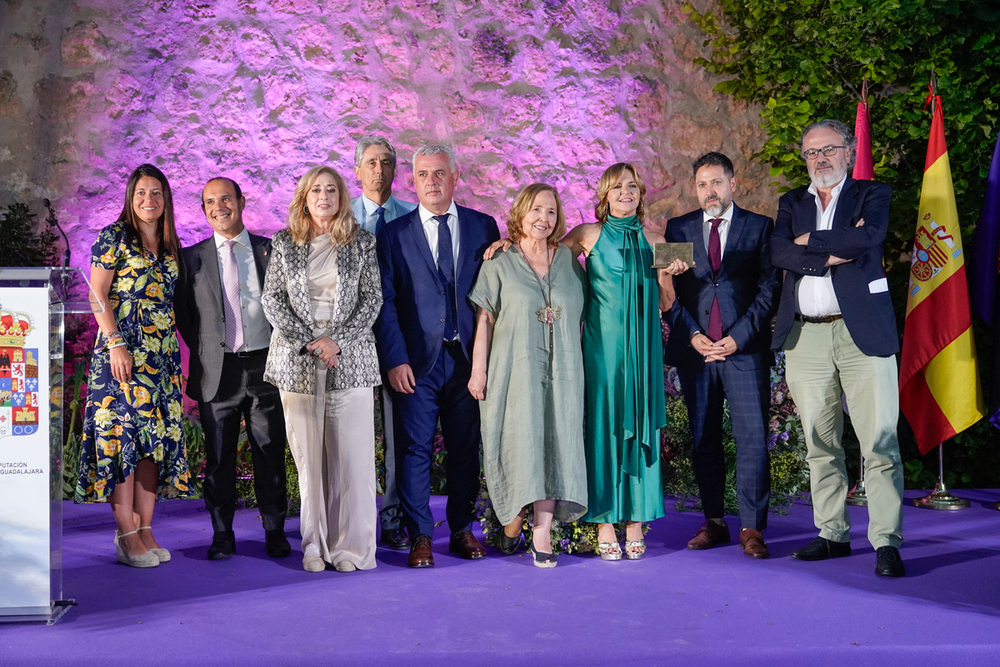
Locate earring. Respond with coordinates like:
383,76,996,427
302,205,309,215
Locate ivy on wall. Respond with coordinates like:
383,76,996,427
682,0,1000,488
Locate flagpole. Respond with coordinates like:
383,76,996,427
913,443,970,510
847,77,871,507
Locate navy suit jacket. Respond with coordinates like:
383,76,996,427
664,203,781,370
770,177,898,357
175,233,272,403
374,205,500,379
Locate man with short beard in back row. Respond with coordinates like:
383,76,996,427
770,118,905,578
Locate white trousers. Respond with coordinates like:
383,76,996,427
280,367,377,570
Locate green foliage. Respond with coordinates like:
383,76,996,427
0,202,59,267
684,0,1000,487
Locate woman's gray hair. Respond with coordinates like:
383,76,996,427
412,145,456,172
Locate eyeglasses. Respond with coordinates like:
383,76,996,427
802,145,846,160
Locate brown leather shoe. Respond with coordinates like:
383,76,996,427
739,528,769,559
448,530,486,559
407,534,434,568
686,520,731,550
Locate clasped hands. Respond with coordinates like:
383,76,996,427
305,336,340,369
794,218,865,266
691,333,738,363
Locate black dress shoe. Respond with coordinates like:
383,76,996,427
380,527,411,551
208,530,236,560
875,546,905,577
265,530,291,558
789,536,851,561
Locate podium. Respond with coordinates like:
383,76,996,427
0,267,94,624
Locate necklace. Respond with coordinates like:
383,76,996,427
517,243,561,348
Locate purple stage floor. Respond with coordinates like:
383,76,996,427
3,492,1000,666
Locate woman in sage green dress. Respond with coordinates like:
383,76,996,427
483,166,682,561
469,184,589,568
561,163,680,561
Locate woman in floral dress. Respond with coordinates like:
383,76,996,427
76,164,189,568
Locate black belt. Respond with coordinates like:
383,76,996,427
442,340,463,349
227,348,268,359
795,313,843,324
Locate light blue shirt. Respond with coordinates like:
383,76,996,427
350,194,417,234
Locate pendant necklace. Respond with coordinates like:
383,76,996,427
517,243,561,349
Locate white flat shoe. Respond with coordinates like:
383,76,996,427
334,561,357,573
138,526,171,562
114,530,159,568
303,556,326,573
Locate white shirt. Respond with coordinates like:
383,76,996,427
795,176,846,317
359,194,387,234
702,202,734,262
418,202,460,269
214,227,270,352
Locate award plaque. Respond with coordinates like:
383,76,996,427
652,242,695,269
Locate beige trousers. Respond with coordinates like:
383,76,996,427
280,365,377,570
784,318,903,549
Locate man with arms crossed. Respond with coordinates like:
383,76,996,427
176,177,290,560
771,119,905,577
374,145,500,568
664,152,780,559
350,135,417,551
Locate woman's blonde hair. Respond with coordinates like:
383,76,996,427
594,162,647,224
287,166,357,246
507,183,566,248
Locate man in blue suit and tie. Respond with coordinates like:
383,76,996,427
664,152,781,559
350,136,417,552
374,145,500,568
771,119,904,577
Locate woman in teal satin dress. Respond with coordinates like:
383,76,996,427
561,163,679,560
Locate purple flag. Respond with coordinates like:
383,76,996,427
969,132,1000,326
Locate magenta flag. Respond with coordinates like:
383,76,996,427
852,99,874,180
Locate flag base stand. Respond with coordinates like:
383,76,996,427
846,479,868,506
993,501,1000,511
913,482,970,510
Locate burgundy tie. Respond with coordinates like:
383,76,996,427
707,218,723,341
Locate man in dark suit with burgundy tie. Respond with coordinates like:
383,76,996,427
374,145,500,568
664,152,781,559
175,177,290,561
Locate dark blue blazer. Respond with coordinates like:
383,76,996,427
770,177,898,357
374,205,500,379
664,203,781,370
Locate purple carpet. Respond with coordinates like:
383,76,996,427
2,492,999,666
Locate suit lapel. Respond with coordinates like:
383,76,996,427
199,239,224,312
456,207,476,285
793,193,816,235
832,177,860,228
683,212,711,280
250,236,269,291
723,204,747,266
402,212,443,290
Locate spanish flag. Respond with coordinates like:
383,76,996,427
899,94,984,454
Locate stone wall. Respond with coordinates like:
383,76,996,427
0,0,774,261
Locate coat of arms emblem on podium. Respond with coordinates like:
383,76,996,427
0,305,39,440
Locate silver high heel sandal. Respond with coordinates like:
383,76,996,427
138,526,171,562
114,529,160,568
